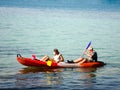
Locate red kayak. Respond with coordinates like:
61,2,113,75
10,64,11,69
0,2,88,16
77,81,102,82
16,54,105,68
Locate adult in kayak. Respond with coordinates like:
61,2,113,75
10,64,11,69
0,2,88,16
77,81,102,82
41,48,64,63
67,46,98,64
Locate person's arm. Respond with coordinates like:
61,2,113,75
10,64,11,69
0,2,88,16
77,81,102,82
84,51,92,58
87,53,92,58
59,54,64,62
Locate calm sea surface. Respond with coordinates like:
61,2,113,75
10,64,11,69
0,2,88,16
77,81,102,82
0,0,120,90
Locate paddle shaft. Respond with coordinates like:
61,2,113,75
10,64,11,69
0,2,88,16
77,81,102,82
81,41,91,57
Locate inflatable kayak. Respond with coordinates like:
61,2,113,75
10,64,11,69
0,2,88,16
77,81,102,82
16,54,105,68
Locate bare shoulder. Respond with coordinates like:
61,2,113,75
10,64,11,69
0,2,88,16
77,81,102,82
59,54,63,56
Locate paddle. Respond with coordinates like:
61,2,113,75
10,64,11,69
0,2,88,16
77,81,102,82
81,41,92,56
86,41,92,50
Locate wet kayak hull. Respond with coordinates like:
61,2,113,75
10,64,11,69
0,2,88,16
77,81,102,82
16,54,105,68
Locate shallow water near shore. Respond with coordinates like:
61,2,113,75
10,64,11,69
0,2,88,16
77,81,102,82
0,0,120,90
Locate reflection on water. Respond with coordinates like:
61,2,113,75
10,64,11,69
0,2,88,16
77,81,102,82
16,67,63,88
18,67,97,74
18,67,64,74
15,67,97,89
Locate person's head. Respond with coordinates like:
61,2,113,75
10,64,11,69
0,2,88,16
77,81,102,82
88,46,93,51
53,48,59,55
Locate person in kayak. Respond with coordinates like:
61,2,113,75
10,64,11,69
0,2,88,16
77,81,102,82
41,48,64,63
67,46,98,64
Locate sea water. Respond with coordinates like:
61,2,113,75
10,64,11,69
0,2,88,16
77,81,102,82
0,0,120,90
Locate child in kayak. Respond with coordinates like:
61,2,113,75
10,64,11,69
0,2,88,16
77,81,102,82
67,46,98,64
41,48,64,63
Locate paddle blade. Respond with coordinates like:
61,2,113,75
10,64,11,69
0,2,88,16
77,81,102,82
86,41,91,50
